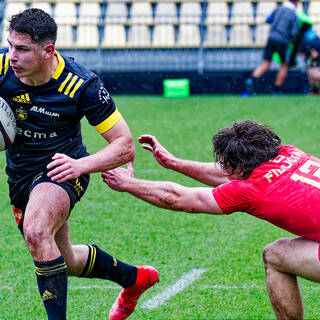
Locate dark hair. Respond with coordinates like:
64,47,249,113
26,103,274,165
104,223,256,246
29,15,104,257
9,8,57,44
212,120,282,177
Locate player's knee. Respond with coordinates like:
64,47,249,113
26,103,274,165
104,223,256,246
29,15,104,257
23,223,49,253
263,238,288,268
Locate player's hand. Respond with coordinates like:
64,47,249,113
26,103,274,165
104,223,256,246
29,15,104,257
138,134,176,169
102,162,134,191
47,153,83,183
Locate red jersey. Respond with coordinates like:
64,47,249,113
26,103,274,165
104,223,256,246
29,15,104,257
212,145,320,242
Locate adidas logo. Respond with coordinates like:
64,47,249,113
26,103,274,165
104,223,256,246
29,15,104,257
12,93,31,104
41,290,57,301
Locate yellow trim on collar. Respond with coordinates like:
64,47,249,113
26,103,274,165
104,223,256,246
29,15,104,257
52,51,65,80
4,53,9,74
94,109,122,134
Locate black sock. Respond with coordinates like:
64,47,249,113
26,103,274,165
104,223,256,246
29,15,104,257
274,85,281,92
80,245,137,288
34,255,68,320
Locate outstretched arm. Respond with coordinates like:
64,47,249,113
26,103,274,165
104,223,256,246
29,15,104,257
139,134,229,187
102,166,224,215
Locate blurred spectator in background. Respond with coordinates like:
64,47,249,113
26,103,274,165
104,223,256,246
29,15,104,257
299,26,320,94
245,0,299,94
306,48,320,94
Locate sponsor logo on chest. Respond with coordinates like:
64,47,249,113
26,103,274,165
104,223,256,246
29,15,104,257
15,106,60,121
30,106,60,118
16,127,58,139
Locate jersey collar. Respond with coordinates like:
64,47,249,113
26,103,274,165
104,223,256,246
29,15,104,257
52,50,65,80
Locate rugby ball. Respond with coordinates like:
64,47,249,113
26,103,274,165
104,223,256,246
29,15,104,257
0,97,16,150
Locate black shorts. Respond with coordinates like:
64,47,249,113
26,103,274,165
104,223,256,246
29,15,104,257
8,168,89,233
264,39,288,63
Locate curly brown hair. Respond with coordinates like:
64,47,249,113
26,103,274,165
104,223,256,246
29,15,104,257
212,120,282,177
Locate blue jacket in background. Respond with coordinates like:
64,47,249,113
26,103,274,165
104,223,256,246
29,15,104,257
267,2,299,45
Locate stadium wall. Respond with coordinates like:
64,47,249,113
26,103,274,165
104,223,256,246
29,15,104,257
62,49,309,94
98,71,310,95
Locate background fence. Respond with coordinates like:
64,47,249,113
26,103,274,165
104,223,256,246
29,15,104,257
0,0,317,92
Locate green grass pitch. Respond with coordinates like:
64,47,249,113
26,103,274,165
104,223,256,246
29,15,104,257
0,95,320,319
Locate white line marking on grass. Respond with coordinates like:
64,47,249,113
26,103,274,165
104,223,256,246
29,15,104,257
0,286,13,292
141,268,207,310
3,281,320,294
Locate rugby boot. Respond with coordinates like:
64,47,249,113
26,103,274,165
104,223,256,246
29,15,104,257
109,265,159,320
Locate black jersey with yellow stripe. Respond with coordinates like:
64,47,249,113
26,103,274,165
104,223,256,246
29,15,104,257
0,48,122,174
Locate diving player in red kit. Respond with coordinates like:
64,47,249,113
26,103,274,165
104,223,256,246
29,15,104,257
103,120,320,320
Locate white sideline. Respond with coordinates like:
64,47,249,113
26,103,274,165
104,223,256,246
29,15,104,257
141,268,207,310
2,281,320,294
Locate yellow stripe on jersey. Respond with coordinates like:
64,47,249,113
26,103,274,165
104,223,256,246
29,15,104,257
58,72,72,93
4,53,9,74
69,78,84,98
0,53,8,75
64,75,78,95
94,109,122,134
52,51,65,80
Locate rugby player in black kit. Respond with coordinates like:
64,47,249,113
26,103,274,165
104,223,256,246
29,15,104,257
0,8,158,320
